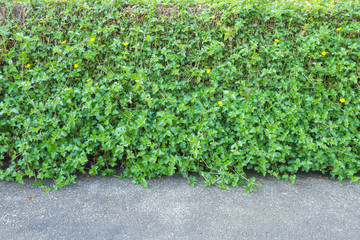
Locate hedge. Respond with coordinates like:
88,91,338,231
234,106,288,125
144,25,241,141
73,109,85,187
0,0,359,193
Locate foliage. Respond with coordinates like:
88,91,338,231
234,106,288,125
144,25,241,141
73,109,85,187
0,0,359,193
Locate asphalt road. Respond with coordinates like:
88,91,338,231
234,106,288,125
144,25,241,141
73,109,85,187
1,171,360,240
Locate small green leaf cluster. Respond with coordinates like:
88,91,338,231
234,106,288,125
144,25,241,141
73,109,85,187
0,0,359,193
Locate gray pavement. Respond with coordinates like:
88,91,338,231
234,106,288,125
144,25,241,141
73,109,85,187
1,170,360,240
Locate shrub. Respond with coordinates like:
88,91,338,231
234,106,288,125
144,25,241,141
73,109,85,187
1,0,359,193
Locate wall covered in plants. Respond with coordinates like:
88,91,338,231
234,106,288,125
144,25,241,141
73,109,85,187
0,0,359,192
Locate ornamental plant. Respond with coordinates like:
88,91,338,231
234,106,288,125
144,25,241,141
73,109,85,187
0,0,359,193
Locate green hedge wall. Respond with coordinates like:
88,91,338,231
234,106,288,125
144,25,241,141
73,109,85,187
1,0,359,192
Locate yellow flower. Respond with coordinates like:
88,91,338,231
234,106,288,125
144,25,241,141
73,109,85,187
321,51,326,56
206,69,211,73
74,64,78,68
86,78,91,82
134,46,138,49
25,64,30,68
218,101,222,105
336,27,341,31
305,23,308,27
90,37,95,42
340,98,345,103
123,42,129,46
61,40,66,44
274,39,279,43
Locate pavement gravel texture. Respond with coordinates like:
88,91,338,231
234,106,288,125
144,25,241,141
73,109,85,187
1,170,360,240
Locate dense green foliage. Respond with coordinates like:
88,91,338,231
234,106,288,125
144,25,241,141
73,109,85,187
1,0,359,193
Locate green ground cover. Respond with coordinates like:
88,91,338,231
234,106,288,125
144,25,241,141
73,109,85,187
0,0,359,192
